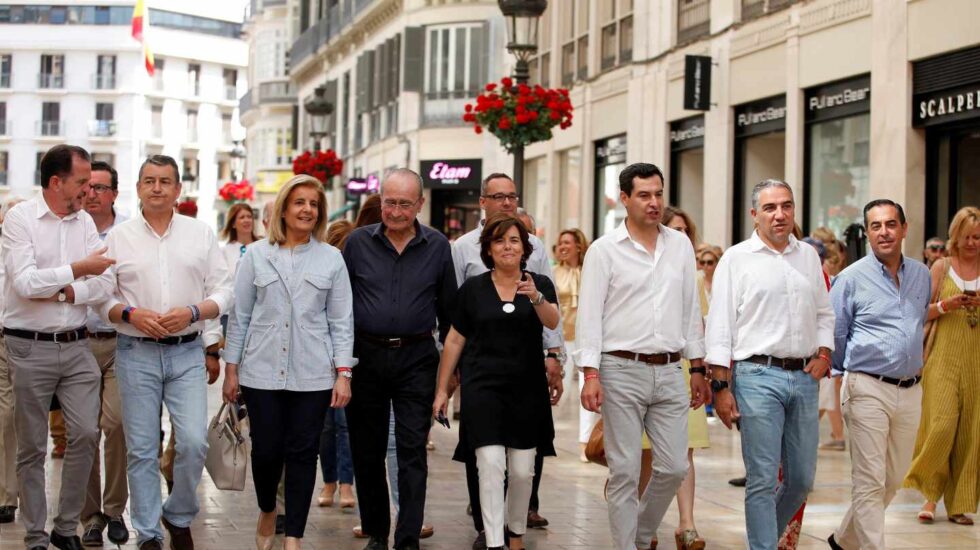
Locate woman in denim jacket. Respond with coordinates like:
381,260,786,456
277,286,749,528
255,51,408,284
222,175,355,550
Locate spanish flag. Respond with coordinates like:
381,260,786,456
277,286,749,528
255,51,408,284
132,0,155,76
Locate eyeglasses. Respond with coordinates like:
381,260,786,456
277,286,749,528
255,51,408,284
698,259,716,266
927,244,945,251
89,184,115,195
482,193,520,203
381,199,420,210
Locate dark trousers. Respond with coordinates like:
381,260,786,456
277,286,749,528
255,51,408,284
347,339,438,549
467,450,546,532
241,387,330,538
319,407,354,485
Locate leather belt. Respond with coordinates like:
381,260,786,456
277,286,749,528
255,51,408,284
357,331,432,349
87,330,117,340
134,333,199,346
744,354,807,371
3,327,87,343
607,350,681,365
858,371,921,389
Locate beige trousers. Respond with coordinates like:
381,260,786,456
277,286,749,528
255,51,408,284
835,372,922,550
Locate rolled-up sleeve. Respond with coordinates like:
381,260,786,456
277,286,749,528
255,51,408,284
327,256,356,369
704,253,736,367
572,244,608,369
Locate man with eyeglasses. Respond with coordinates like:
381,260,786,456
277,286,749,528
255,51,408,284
923,237,945,267
343,168,457,550
79,161,131,547
450,173,564,549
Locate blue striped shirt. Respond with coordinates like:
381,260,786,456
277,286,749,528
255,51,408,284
830,254,931,378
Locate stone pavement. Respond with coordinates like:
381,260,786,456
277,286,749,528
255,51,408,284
2,382,978,549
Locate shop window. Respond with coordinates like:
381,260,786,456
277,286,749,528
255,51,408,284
807,114,871,238
594,135,627,237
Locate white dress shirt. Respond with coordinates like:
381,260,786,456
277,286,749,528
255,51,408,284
451,223,563,350
86,211,127,333
221,240,248,277
573,222,705,369
2,199,113,332
101,212,232,342
704,231,835,367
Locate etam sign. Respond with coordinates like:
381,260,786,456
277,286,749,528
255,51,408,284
420,159,482,189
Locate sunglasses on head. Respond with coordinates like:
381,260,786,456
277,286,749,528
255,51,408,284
928,244,945,251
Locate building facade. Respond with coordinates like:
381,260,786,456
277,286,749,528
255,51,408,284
276,0,978,258
0,0,247,228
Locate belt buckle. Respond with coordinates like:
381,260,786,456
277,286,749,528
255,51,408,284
388,337,402,348
53,331,67,344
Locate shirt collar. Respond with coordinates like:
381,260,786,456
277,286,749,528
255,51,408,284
371,219,427,244
749,230,799,255
35,197,80,221
139,208,177,239
869,252,907,277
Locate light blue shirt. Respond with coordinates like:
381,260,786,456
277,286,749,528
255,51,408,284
223,239,356,392
830,253,930,379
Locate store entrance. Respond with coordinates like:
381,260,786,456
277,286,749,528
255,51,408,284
429,188,481,242
926,122,980,240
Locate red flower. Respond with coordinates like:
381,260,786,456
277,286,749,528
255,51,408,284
485,83,497,92
465,103,473,113
517,84,531,96
462,113,476,122
501,77,513,88
475,125,483,134
498,117,512,130
549,111,561,120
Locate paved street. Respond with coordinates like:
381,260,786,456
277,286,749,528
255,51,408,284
1,382,978,549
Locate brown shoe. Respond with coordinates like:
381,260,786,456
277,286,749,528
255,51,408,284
526,511,549,529
352,525,368,539
420,525,434,539
318,483,336,507
339,483,356,508
162,517,194,550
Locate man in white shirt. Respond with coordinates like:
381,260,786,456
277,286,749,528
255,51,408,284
577,163,707,550
451,173,563,548
2,145,116,550
0,196,25,527
100,155,231,550
79,161,130,547
706,179,834,549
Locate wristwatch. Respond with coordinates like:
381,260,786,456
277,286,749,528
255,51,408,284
337,369,353,379
710,379,730,393
545,351,567,365
121,306,134,324
531,292,546,306
689,366,707,375
57,290,67,303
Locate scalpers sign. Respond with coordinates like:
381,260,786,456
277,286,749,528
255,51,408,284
914,86,980,127
420,159,482,189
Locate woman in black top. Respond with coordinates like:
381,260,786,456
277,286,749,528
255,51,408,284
433,213,559,550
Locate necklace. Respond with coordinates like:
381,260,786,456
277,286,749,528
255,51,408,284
964,257,979,329
491,271,517,314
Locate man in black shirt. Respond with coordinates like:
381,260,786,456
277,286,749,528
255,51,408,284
343,168,457,550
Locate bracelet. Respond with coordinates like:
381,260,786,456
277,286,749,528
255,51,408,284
688,366,707,375
817,352,831,364
188,305,201,323
936,300,947,314
584,373,599,381
336,367,352,372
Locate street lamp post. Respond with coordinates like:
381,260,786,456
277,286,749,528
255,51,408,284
303,84,334,150
499,0,547,199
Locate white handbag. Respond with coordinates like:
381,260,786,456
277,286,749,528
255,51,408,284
205,403,250,491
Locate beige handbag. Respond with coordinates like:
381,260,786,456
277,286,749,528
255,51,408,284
205,403,250,491
585,419,607,467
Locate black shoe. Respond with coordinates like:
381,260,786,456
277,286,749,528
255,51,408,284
161,517,194,550
526,510,549,528
106,516,130,545
82,521,105,547
139,540,164,550
51,531,85,550
0,505,15,523
275,514,285,535
364,537,388,550
827,533,844,550
728,476,746,487
472,531,487,550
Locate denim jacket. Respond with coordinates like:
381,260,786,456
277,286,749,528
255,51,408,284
223,239,356,392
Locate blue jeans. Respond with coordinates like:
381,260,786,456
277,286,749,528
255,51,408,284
320,407,354,485
734,361,819,550
115,336,208,544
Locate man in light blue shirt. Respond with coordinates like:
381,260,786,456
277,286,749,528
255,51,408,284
828,199,930,550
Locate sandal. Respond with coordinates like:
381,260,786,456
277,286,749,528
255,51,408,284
917,510,934,524
674,529,705,550
949,514,974,526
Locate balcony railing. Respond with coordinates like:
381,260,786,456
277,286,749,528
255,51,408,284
678,0,711,43
259,80,295,103
290,16,329,69
38,73,64,89
239,88,253,113
225,84,237,100
37,120,61,136
421,91,475,127
88,120,117,137
92,73,116,90
0,73,9,88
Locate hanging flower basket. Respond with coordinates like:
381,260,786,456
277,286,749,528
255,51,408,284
218,179,255,204
293,149,344,188
462,77,574,153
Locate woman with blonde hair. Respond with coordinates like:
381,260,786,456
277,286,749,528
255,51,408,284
222,175,355,550
905,205,980,526
554,228,592,461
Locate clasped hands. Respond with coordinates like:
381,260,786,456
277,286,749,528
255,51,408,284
130,306,195,339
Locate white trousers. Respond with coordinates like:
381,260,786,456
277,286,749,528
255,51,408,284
475,445,536,548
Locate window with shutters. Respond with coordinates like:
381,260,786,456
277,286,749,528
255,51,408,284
357,33,402,148
340,71,350,156
421,23,486,127
677,0,710,44
560,0,589,86
600,0,632,71
528,4,551,87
